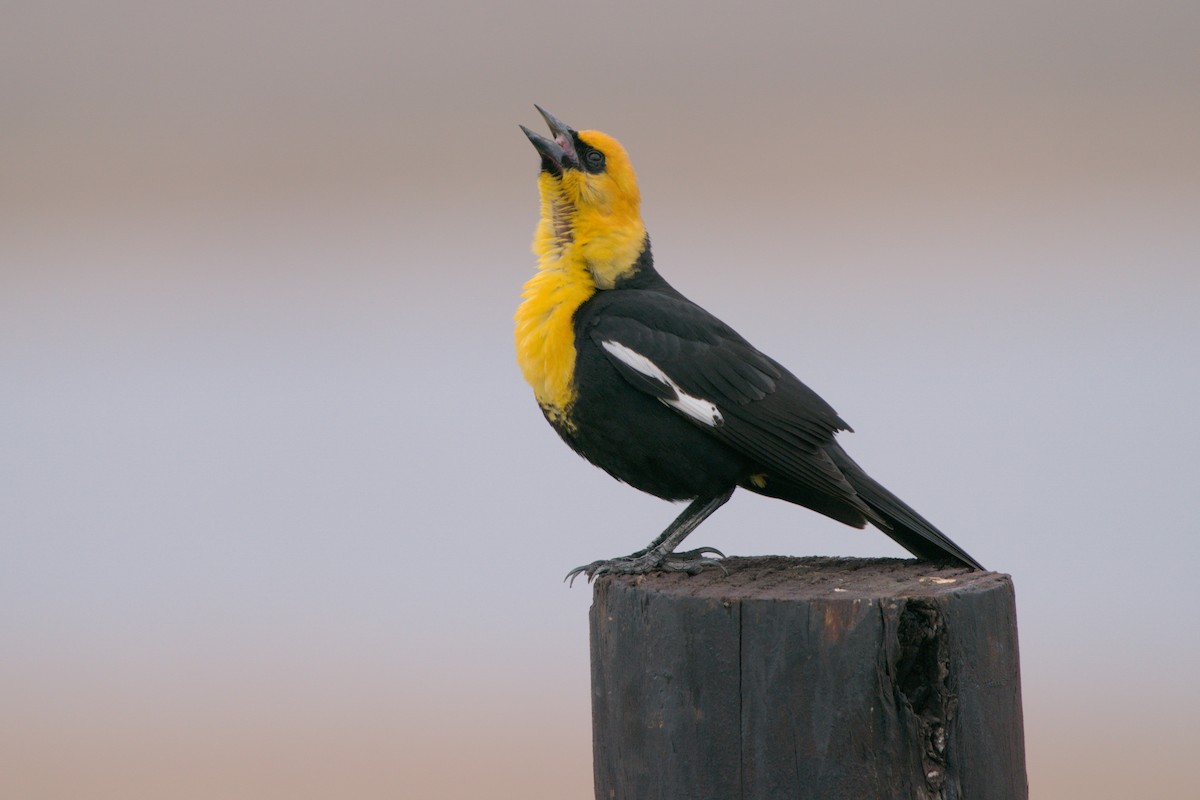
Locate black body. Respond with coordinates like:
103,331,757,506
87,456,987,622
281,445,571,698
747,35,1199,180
551,240,982,569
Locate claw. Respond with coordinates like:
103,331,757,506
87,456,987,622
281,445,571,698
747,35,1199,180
563,545,725,587
674,546,726,559
564,563,595,588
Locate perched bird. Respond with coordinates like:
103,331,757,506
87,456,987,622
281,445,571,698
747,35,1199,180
515,106,982,583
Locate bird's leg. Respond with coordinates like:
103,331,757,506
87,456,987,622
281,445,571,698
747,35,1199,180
566,488,734,585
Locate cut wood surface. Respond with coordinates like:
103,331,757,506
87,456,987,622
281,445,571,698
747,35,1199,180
590,556,1027,800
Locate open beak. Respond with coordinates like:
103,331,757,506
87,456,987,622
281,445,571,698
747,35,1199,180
521,105,580,173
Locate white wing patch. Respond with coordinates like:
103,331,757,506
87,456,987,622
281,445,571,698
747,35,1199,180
600,340,724,427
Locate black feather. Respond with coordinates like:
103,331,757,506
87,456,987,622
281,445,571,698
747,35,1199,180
560,252,982,569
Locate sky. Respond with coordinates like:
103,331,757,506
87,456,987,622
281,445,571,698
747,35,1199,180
3,2,1199,797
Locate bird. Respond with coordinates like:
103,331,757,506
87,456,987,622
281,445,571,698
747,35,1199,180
515,106,982,584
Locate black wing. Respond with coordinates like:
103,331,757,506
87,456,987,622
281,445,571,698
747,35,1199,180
585,288,984,569
585,290,879,524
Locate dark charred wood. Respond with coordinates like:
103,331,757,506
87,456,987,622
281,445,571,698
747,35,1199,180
589,556,1027,800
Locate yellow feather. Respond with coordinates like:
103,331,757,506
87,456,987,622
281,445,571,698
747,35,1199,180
514,130,646,424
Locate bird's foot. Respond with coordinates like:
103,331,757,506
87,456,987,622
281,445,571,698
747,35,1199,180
565,546,726,587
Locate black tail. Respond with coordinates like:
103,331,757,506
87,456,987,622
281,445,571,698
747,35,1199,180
827,443,984,570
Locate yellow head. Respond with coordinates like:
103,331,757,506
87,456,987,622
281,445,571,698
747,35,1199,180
521,107,646,288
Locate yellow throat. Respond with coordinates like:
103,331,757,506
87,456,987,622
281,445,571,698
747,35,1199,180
513,129,646,423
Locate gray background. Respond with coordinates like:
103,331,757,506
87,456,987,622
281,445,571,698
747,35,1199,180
4,2,1198,797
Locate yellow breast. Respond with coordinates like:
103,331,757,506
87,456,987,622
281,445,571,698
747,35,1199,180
515,151,645,425
514,248,596,425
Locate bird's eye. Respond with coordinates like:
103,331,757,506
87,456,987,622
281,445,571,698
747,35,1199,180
585,150,606,171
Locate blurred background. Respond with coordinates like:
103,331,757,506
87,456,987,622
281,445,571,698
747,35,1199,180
3,1,1197,797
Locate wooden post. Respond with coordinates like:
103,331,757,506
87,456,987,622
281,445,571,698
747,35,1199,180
590,556,1027,800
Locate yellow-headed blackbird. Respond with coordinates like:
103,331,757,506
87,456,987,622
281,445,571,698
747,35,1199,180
516,106,982,582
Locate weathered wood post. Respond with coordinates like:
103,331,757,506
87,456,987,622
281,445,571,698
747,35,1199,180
590,556,1026,800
